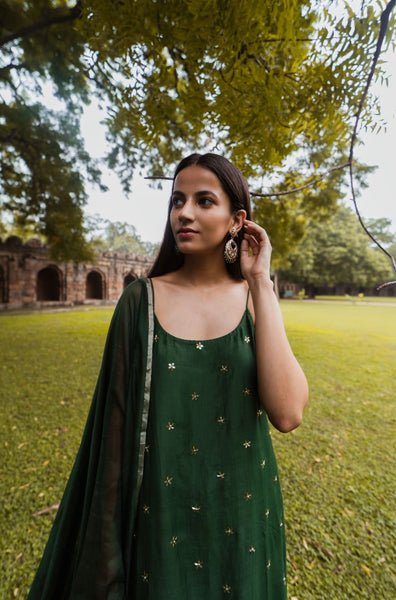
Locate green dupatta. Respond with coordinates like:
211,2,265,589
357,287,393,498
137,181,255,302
28,278,154,600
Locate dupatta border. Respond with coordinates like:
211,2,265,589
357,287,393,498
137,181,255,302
136,278,154,495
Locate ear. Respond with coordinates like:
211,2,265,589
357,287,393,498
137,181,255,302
231,209,247,233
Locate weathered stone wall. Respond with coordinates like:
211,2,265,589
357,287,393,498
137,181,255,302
0,237,154,310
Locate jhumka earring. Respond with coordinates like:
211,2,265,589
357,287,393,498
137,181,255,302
224,227,238,263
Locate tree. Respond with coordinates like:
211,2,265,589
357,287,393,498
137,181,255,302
85,214,159,256
0,0,104,260
278,205,395,295
1,1,395,258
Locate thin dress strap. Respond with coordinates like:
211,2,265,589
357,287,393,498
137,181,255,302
246,287,250,309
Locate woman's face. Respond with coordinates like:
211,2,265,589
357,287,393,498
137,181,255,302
170,165,243,256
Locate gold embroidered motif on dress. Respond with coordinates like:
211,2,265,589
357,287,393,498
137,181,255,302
168,362,175,370
166,421,175,431
225,526,234,535
164,476,173,486
196,342,204,350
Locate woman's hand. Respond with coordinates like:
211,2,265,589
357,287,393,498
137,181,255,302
240,219,272,284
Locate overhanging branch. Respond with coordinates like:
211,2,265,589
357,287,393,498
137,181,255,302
250,162,350,198
0,2,82,49
348,0,396,287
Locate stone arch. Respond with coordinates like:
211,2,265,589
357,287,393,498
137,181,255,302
37,265,62,301
86,270,105,299
0,265,5,303
123,272,137,288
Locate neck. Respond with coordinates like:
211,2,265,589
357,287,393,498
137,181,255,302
178,252,233,286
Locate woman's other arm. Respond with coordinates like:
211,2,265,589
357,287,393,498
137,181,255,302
241,220,309,433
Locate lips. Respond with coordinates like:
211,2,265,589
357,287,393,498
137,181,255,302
177,228,199,239
177,228,198,234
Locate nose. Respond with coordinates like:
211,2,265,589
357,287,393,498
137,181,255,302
178,198,194,223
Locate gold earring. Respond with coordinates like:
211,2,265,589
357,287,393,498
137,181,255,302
224,227,238,263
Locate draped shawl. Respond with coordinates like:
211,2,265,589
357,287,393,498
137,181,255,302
28,278,154,600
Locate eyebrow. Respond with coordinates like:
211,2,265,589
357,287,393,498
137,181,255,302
172,189,219,198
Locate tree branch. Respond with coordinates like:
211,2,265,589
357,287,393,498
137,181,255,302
348,0,396,287
0,2,82,49
250,162,351,197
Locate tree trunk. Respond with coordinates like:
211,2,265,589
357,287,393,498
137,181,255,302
272,270,280,299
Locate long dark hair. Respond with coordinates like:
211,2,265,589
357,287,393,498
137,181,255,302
148,153,252,280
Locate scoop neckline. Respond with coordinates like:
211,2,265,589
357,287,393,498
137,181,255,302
148,277,251,343
153,310,250,344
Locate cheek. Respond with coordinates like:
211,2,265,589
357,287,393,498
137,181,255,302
169,210,177,231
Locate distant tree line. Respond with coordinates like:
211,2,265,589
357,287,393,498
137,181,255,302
278,206,395,295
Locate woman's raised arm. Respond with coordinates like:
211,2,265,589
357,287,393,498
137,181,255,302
241,220,309,432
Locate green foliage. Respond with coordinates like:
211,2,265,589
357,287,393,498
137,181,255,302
0,0,104,260
1,303,395,598
0,1,395,258
254,155,377,267
278,204,395,288
82,0,387,178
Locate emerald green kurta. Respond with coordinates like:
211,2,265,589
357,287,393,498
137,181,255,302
28,278,287,599
131,295,287,598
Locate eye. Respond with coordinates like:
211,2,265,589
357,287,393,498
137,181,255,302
171,196,184,207
199,197,214,206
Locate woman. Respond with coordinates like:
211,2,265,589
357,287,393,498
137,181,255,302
28,153,308,600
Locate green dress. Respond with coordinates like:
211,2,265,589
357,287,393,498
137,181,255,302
132,298,287,599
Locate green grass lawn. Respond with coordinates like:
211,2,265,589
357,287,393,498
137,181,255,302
0,302,395,599
311,295,396,303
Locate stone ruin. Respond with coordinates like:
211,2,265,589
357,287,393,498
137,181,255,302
0,236,154,310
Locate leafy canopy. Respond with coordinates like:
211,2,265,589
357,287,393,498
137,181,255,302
0,1,394,258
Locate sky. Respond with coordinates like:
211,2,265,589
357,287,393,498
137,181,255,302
81,48,396,244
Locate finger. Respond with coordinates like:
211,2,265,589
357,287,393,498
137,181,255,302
244,221,268,241
244,233,260,247
240,238,249,252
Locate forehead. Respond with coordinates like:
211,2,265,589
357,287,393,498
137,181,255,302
173,165,226,195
